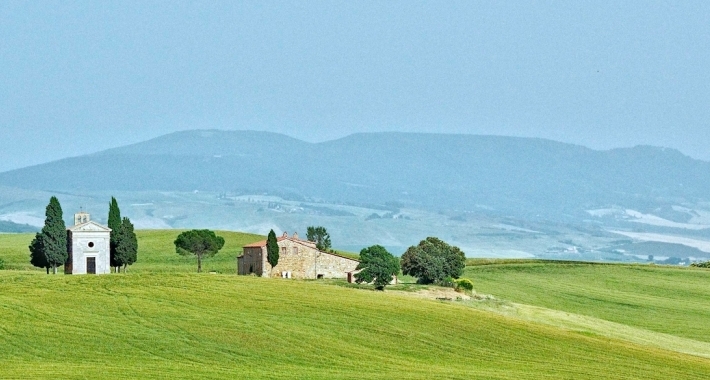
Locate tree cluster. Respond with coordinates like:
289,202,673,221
29,196,67,274
306,226,331,251
400,237,466,284
109,197,138,272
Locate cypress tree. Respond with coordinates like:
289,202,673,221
114,217,138,273
107,197,121,272
266,229,279,273
29,232,49,274
40,196,67,274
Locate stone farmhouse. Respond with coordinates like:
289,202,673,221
238,232,359,279
65,211,111,275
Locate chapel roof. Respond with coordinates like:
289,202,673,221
68,220,112,232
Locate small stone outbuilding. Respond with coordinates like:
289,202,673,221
65,211,111,275
238,232,359,279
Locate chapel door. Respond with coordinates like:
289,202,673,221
86,257,96,274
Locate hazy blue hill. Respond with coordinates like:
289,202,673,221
95,130,310,157
1,130,708,219
0,220,37,233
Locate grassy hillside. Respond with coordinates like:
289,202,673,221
464,262,710,343
0,230,265,273
2,232,710,378
1,272,709,379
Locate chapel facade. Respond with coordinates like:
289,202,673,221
65,211,111,275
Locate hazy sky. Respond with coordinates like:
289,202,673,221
1,1,709,172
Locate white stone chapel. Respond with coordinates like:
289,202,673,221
64,211,111,275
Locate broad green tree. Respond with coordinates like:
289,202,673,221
354,245,400,290
114,217,138,273
400,237,466,284
306,226,331,252
30,196,68,274
174,229,225,273
266,229,279,271
107,197,122,272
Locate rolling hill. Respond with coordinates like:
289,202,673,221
1,130,708,220
1,231,709,378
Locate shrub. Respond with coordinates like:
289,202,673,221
455,278,474,292
690,261,710,268
0,257,4,270
440,276,455,288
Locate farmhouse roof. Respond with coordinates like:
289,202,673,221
242,236,287,248
241,233,358,262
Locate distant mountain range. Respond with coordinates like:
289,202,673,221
1,130,708,220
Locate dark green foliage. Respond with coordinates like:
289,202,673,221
400,237,466,284
174,229,225,273
266,229,279,269
690,261,710,268
27,197,68,274
354,245,400,290
31,197,68,274
0,257,4,270
114,217,138,272
306,226,331,251
108,197,122,270
29,232,49,273
455,278,474,292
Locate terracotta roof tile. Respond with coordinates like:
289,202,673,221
242,240,267,248
242,236,290,248
241,237,359,262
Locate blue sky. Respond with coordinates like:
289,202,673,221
1,1,709,171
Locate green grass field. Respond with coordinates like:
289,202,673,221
1,232,710,378
464,262,710,343
2,272,710,379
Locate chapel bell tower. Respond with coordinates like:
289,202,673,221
74,211,90,225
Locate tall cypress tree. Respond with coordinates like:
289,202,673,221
107,197,121,272
266,229,279,274
114,217,138,273
40,196,67,274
